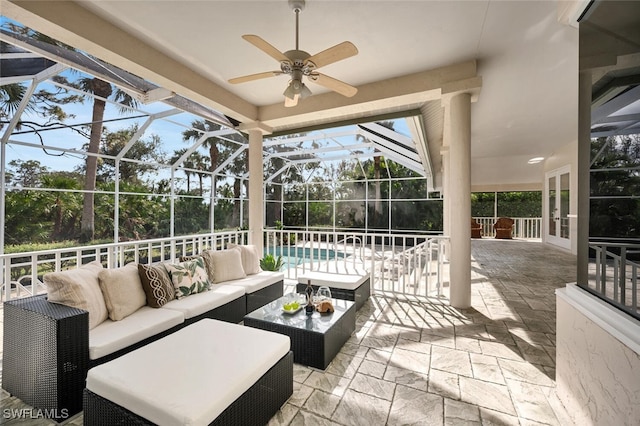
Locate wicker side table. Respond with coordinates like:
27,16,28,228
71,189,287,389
2,295,88,420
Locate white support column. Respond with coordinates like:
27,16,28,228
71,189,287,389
248,130,264,255
444,93,472,309
440,145,451,259
240,121,272,257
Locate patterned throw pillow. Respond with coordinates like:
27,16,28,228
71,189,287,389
165,257,211,299
180,254,214,280
138,263,175,308
227,243,260,275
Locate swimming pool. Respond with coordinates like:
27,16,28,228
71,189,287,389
267,246,345,269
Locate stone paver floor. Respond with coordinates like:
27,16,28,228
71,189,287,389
0,239,577,425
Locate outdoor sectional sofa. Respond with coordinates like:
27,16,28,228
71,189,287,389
2,244,284,421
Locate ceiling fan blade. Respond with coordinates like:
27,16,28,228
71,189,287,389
242,35,289,63
306,41,358,69
311,73,358,98
228,71,283,84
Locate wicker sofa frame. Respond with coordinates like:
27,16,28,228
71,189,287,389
2,280,283,420
246,281,284,313
82,351,293,425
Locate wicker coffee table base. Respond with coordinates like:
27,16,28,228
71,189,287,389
244,301,356,370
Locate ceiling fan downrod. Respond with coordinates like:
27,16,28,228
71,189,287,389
289,0,305,50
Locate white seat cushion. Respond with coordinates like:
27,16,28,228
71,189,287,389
225,271,284,294
297,271,368,290
87,319,290,426
160,285,245,319
89,306,184,360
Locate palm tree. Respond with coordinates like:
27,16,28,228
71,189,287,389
355,120,394,227
191,152,210,196
183,120,246,227
170,149,210,194
77,78,111,242
170,149,192,193
228,150,248,227
0,84,34,130
74,78,138,242
182,120,225,195
40,173,82,240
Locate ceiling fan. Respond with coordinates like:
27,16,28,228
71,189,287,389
228,0,358,107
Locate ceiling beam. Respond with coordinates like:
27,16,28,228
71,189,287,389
258,60,479,133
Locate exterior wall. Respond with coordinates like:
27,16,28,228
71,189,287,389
556,284,640,426
543,139,578,254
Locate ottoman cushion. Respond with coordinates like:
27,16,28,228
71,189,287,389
86,319,290,426
297,271,368,290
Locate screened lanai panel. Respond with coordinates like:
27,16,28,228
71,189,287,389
390,178,429,199
358,122,429,178
335,180,366,201
2,20,443,250
309,202,333,227
1,25,262,244
335,201,365,228
0,42,55,78
0,29,233,128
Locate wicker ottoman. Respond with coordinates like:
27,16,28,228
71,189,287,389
83,319,292,426
297,271,370,310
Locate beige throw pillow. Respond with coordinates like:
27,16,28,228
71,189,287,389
138,263,175,308
165,257,211,299
208,249,246,283
98,263,147,321
227,243,260,275
45,260,108,330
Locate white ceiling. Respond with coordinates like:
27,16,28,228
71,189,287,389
1,0,581,190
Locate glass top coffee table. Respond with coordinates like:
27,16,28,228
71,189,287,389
244,295,356,370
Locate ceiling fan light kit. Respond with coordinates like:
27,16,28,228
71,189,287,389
228,0,358,107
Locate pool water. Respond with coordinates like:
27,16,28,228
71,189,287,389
267,246,345,269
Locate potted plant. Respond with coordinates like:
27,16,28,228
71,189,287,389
260,253,284,271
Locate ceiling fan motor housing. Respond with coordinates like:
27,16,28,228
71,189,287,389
281,49,316,76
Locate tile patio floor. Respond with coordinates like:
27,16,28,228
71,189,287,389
0,239,577,425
